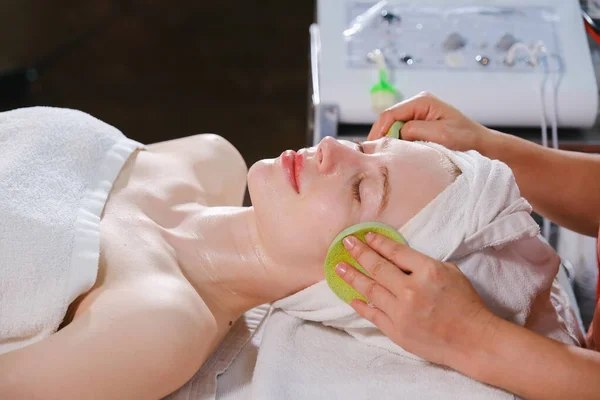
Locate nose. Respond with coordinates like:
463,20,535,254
316,136,353,173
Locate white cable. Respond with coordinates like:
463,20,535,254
547,53,561,240
368,49,388,73
549,56,560,151
533,42,560,240
535,50,552,240
505,43,534,66
532,41,560,151
531,42,551,240
506,41,560,240
534,57,549,149
505,42,549,147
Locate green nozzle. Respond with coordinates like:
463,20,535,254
370,69,397,94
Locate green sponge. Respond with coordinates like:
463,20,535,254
386,121,405,139
324,222,408,303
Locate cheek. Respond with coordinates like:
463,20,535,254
251,167,357,261
302,192,355,257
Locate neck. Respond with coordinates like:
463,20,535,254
169,206,314,329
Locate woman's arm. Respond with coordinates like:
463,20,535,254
0,278,215,399
457,314,600,400
480,130,600,237
368,92,600,237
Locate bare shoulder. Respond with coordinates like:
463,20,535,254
0,276,215,399
147,134,248,206
148,133,247,173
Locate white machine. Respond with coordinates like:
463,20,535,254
309,0,599,145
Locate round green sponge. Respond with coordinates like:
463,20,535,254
386,121,405,139
324,222,407,303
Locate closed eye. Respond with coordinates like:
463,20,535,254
352,176,363,203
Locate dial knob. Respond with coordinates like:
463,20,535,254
476,55,490,66
496,33,518,52
400,54,414,65
443,32,467,52
381,10,400,24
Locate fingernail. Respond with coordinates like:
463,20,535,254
335,263,348,276
365,232,375,241
343,236,355,250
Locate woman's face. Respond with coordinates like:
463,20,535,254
247,136,456,271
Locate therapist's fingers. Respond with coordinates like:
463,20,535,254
342,235,410,284
400,120,446,143
367,92,445,140
363,232,442,280
367,93,493,153
348,297,395,336
335,262,399,338
335,260,397,314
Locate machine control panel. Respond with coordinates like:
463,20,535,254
314,0,598,127
344,3,561,72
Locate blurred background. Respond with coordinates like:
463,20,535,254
2,1,600,202
0,1,314,205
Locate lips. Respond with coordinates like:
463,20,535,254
281,150,303,193
294,152,304,191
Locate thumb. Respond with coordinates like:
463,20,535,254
400,120,447,144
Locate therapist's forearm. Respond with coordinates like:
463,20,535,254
459,316,600,400
476,129,600,237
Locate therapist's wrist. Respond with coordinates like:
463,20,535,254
447,309,503,380
471,126,501,158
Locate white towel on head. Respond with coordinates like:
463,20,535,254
0,107,145,355
245,143,583,398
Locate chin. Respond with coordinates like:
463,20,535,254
247,159,277,207
247,160,265,193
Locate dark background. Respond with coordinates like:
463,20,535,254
0,0,315,196
2,2,600,203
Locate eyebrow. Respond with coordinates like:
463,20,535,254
377,165,390,217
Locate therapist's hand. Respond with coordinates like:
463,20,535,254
335,232,499,370
367,92,492,153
